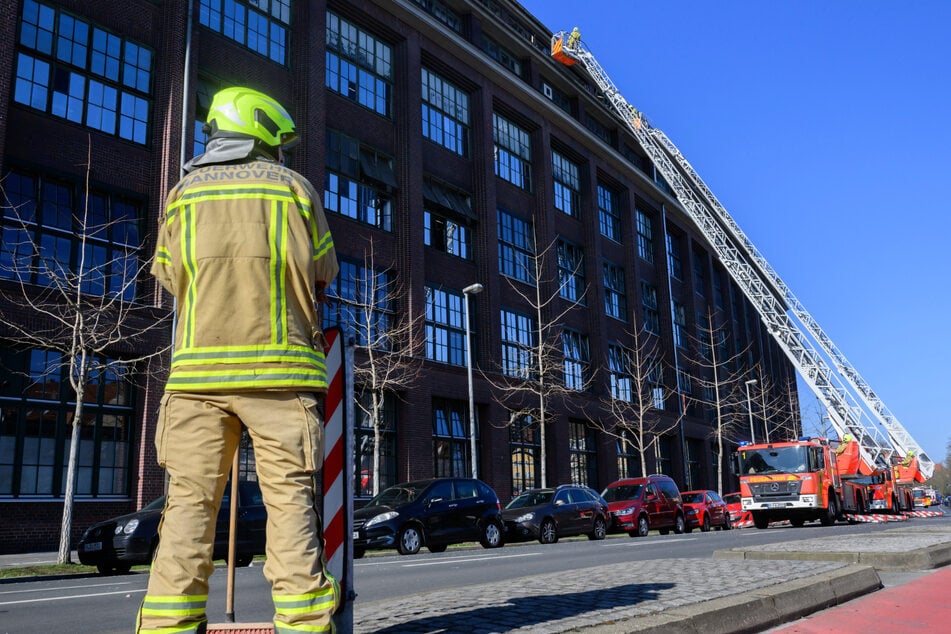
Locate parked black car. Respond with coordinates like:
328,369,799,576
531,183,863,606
502,485,609,544
77,480,267,574
353,478,504,557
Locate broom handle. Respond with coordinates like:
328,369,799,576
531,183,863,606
225,448,239,622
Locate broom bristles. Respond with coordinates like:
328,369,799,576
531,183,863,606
206,623,274,634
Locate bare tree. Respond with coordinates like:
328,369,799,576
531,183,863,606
331,237,424,496
0,142,171,563
592,321,682,478
685,307,752,494
484,232,589,487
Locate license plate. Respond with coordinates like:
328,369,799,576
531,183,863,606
767,503,785,509
84,542,102,552
352,531,359,539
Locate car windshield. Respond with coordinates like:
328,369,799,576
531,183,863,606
681,492,704,504
601,484,642,502
367,481,430,507
141,497,165,511
723,493,741,505
505,490,554,509
738,446,809,474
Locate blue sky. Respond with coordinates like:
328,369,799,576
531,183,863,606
521,1,950,465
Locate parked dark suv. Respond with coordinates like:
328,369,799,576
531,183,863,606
601,474,685,537
353,478,504,557
502,485,609,544
78,480,267,574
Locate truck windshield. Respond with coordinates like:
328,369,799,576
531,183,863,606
738,446,810,475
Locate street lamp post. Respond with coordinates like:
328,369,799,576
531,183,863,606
744,379,758,444
463,283,484,478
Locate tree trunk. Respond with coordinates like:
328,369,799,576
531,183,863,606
58,395,85,564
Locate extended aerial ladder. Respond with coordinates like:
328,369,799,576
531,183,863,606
550,31,934,480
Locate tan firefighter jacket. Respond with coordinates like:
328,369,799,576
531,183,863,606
151,160,338,392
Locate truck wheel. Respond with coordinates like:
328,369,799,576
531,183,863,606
752,512,770,529
820,495,838,526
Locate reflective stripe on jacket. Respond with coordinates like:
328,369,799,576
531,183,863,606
151,161,338,392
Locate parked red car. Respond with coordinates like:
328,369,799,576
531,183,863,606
681,490,731,532
723,491,750,525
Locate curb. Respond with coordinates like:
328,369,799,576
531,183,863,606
713,542,951,572
573,565,881,633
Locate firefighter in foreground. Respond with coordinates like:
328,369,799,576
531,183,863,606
138,86,339,633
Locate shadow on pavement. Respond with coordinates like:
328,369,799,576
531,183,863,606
368,582,676,633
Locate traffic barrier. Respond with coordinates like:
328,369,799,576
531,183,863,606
903,510,945,518
842,513,909,523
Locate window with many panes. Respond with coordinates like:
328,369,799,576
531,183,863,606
326,11,392,116
607,343,632,402
569,420,598,488
0,171,142,301
409,0,462,33
603,261,627,321
510,414,540,493
617,431,643,478
655,435,673,475
666,233,683,280
693,250,706,297
500,308,534,378
497,209,534,283
323,259,392,348
673,301,687,349
640,281,660,335
713,268,725,309
552,151,579,217
598,184,621,242
649,360,665,410
424,211,469,259
421,68,469,156
425,286,467,366
562,329,589,391
480,35,521,76
697,310,712,361
556,239,585,304
493,113,531,190
0,347,134,498
324,130,393,231
354,389,396,497
433,399,471,477
635,209,654,263
15,0,153,144
199,0,290,64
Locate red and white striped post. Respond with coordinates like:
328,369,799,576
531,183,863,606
322,327,354,631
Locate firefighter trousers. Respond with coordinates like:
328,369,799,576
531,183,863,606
136,391,338,633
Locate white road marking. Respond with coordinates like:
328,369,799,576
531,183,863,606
0,588,147,606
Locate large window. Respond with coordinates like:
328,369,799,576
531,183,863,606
0,171,142,301
607,343,632,402
510,414,539,494
323,259,392,348
424,211,469,259
199,0,290,64
673,301,687,349
423,178,472,259
15,0,153,144
425,286,466,366
493,113,531,190
568,421,598,488
617,431,642,478
433,399,470,477
562,329,589,391
602,260,627,321
326,11,392,116
640,281,660,336
354,390,396,498
667,233,684,280
635,209,654,264
598,184,621,242
556,239,585,303
552,151,579,217
497,209,534,284
0,348,134,498
480,35,521,76
500,308,534,378
324,130,394,231
409,0,462,33
421,68,469,156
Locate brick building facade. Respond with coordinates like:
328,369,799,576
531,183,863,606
0,0,798,553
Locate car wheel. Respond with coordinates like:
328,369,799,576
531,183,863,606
820,494,838,526
96,563,130,576
723,514,732,530
397,525,422,555
628,515,649,537
427,544,447,553
673,514,685,534
234,554,253,567
479,520,504,549
587,516,607,541
700,515,711,532
538,519,558,544
752,512,770,529
353,547,366,559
